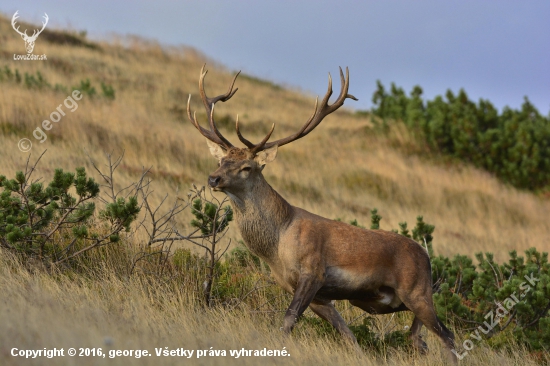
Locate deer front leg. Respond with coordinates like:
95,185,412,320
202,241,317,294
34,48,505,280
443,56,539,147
282,273,323,334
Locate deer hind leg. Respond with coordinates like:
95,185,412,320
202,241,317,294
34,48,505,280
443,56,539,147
308,300,358,345
397,288,457,364
409,316,428,354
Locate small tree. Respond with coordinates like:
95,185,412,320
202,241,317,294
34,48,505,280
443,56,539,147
0,152,141,264
134,181,233,307
189,188,233,306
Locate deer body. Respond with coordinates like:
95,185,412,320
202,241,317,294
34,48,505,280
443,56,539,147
230,176,423,308
187,66,457,363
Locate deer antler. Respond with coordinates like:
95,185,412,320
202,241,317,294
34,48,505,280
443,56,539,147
188,65,357,154
187,64,239,149
11,11,27,37
240,67,357,154
11,12,48,40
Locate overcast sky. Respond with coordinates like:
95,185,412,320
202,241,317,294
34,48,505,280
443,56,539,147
3,1,549,114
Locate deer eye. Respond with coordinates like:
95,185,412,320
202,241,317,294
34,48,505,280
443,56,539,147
241,166,252,172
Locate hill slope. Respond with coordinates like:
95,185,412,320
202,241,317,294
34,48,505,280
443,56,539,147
1,15,548,259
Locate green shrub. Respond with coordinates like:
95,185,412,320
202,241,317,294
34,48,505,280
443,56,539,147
76,78,96,97
372,82,550,191
24,71,50,89
226,240,263,269
190,198,233,236
101,82,115,100
1,65,115,99
0,157,139,263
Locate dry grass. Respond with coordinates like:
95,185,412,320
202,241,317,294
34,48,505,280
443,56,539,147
0,13,549,365
0,249,542,366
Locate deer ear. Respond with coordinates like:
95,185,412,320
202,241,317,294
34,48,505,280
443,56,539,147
254,145,278,167
206,139,226,160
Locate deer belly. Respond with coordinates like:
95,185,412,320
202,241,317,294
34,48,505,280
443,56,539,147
318,267,402,308
370,287,403,308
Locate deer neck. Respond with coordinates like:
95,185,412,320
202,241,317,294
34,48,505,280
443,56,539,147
225,175,292,262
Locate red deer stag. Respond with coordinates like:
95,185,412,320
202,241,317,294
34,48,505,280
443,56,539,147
187,65,456,363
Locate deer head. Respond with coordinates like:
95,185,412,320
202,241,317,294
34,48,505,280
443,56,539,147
12,11,49,54
187,65,357,196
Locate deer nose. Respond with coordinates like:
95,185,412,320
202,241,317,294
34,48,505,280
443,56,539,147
208,175,221,188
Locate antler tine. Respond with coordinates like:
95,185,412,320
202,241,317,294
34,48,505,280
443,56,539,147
301,67,357,135
333,67,356,103
319,72,334,110
198,65,240,107
235,115,256,149
255,67,357,152
187,94,227,145
250,123,276,154
343,67,358,100
187,95,234,149
237,99,314,153
196,64,236,148
253,96,318,151
209,104,234,147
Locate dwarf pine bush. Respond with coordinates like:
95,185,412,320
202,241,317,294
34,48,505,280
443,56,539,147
0,65,116,99
0,158,139,263
190,198,233,236
372,82,550,191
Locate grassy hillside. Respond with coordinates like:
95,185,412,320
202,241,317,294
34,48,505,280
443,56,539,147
1,15,548,259
1,13,549,365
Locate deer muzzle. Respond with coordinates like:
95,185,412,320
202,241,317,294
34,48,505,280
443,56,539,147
208,175,221,188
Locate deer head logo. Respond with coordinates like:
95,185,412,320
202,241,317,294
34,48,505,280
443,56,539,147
11,11,49,54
